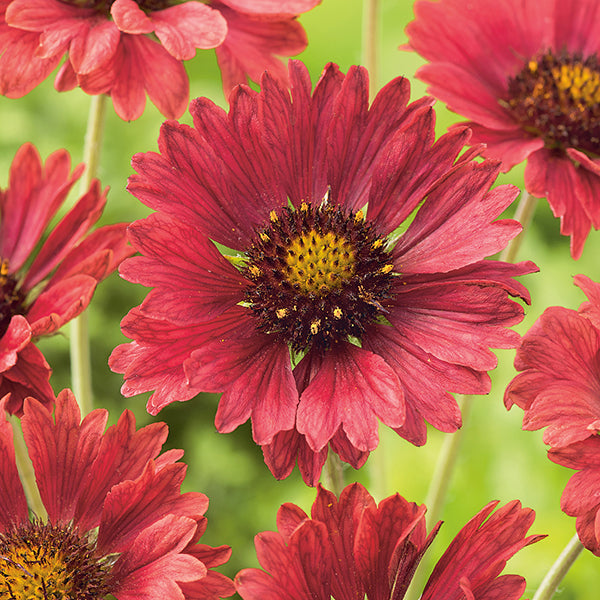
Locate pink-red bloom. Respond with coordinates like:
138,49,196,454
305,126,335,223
110,60,537,484
506,274,600,554
0,0,319,120
0,142,132,416
236,483,543,600
405,0,600,259
0,390,234,599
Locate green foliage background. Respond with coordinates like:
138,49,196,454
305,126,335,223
1,1,599,597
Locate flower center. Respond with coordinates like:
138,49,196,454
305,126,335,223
0,259,25,339
284,230,356,295
243,202,395,352
506,50,600,156
0,521,111,600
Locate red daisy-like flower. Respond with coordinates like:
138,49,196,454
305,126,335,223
235,483,543,600
505,274,600,553
110,60,537,484
0,0,319,121
405,0,600,259
0,389,235,599
0,142,132,416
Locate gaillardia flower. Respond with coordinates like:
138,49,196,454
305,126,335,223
236,483,543,600
110,60,537,484
0,0,319,120
0,143,131,415
505,274,600,554
0,389,235,599
405,0,600,259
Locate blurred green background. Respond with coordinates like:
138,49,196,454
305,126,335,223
1,0,599,597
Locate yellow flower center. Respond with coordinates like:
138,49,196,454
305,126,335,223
243,202,395,352
0,522,111,600
284,229,356,295
0,543,73,599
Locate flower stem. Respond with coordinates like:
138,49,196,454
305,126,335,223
323,452,345,497
423,394,474,524
532,534,584,600
404,394,474,600
362,0,380,98
70,93,107,416
10,417,47,520
500,190,537,263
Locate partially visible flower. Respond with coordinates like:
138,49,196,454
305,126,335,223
0,0,320,120
0,143,132,415
405,0,600,259
110,60,537,484
0,389,235,599
235,483,543,600
505,274,600,553
210,0,321,96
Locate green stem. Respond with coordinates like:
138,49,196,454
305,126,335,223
10,417,47,520
70,94,107,416
362,0,380,98
532,534,584,600
323,452,345,497
500,190,538,263
423,394,474,524
404,394,474,600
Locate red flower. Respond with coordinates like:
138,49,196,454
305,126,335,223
110,60,537,484
505,274,600,554
0,389,235,600
0,143,132,415
210,0,321,96
505,275,600,447
0,0,319,120
405,0,600,259
235,483,543,600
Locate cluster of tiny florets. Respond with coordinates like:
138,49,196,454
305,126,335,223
0,521,112,600
507,49,600,156
242,201,395,352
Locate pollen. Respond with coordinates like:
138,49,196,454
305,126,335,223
242,202,395,352
507,49,600,156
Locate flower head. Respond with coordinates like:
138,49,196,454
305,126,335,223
235,483,543,600
0,389,235,599
0,0,319,120
110,60,537,484
405,0,600,258
0,143,132,415
505,274,600,554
